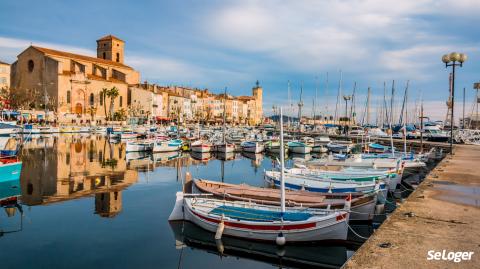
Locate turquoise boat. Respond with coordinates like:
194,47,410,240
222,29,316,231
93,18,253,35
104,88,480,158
0,161,22,183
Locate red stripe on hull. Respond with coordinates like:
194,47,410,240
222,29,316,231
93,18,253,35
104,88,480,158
191,209,317,231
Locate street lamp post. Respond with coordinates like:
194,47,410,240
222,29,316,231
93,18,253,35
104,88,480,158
442,52,467,154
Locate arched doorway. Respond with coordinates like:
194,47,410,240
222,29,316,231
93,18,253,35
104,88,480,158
75,103,83,115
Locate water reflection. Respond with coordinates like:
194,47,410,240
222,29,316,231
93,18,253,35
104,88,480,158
170,221,354,269
0,177,23,237
19,135,138,218
0,135,370,268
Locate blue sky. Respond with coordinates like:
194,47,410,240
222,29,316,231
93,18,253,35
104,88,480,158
1,0,480,122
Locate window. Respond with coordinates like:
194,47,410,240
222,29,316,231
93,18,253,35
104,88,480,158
102,52,106,59
127,88,131,105
89,93,94,106
0,77,6,84
28,60,34,72
27,183,33,195
100,93,103,106
67,90,71,104
119,96,123,107
116,53,120,62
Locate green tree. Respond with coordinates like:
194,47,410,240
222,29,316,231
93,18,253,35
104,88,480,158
106,86,119,121
101,88,108,120
87,106,97,122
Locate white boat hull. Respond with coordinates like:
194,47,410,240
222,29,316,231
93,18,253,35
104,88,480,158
191,144,212,153
289,146,312,154
242,142,264,153
312,145,328,153
152,140,182,152
213,143,235,153
126,142,152,152
169,193,349,242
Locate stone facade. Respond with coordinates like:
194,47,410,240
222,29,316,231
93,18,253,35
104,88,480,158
0,61,10,89
10,35,264,125
10,35,140,123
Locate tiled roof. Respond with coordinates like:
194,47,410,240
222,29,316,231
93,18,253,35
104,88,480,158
31,46,133,70
0,60,9,65
238,96,255,101
96,35,124,42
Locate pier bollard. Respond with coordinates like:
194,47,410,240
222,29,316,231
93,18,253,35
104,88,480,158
375,204,385,215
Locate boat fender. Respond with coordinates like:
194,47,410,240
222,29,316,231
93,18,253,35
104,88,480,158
276,232,286,246
215,239,225,254
215,214,225,240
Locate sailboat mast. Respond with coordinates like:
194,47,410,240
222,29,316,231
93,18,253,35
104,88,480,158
383,82,387,127
399,81,408,126
287,80,291,128
334,70,342,124
367,87,371,125
389,80,396,157
405,82,409,126
223,87,227,144
314,76,318,124
279,107,286,213
351,82,356,124
325,72,329,123
298,83,304,125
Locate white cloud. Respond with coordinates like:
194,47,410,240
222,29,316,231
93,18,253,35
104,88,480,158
0,36,94,63
202,0,480,80
0,36,251,92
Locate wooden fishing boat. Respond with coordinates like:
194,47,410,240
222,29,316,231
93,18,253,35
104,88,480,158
169,193,351,242
169,108,351,244
125,140,152,152
192,179,377,221
301,155,425,176
287,141,312,154
326,142,353,153
213,143,236,153
285,166,403,191
241,141,264,153
265,140,288,154
265,170,387,196
0,159,22,183
191,140,212,153
152,139,182,152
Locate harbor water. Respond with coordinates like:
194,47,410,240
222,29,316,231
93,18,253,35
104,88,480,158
0,134,428,269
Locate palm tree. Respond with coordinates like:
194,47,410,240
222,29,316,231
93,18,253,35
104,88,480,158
106,86,119,121
87,106,97,123
101,88,108,121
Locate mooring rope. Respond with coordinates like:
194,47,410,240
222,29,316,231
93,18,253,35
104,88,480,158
347,223,370,240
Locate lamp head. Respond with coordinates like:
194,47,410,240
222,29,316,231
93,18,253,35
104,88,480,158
458,53,467,63
442,54,450,63
449,52,460,62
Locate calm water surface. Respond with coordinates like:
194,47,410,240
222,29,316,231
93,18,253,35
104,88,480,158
0,134,364,269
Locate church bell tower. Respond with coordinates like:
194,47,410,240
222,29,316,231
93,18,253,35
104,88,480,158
96,35,125,64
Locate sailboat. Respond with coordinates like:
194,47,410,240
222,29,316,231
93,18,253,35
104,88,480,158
169,108,351,243
213,88,236,154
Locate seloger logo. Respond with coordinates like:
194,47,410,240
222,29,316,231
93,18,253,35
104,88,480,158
427,250,474,263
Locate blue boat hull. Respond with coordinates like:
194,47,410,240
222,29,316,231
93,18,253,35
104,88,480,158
0,162,22,183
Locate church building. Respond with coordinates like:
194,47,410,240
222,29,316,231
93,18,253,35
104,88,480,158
10,35,140,123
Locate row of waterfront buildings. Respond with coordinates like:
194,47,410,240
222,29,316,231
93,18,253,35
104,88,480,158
0,35,263,125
